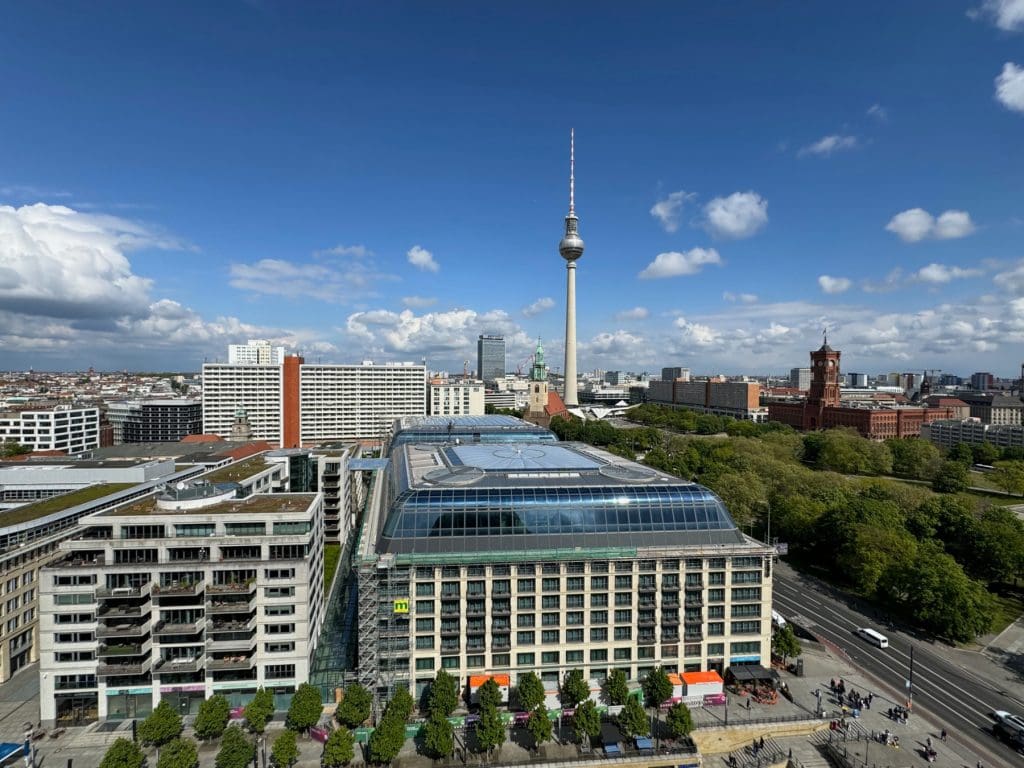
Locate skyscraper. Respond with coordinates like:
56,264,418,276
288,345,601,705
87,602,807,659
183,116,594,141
477,334,505,383
559,129,584,407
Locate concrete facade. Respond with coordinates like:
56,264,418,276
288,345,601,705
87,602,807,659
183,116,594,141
428,381,485,417
0,405,100,454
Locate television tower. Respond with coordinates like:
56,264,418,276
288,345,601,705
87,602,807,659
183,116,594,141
559,129,585,407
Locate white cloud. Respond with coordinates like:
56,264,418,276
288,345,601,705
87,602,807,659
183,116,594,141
723,291,758,304
615,306,649,321
993,259,1024,294
314,243,371,259
885,208,976,242
649,191,695,233
798,135,858,157
702,192,768,239
402,296,437,308
674,316,722,348
230,254,397,302
913,263,983,284
973,0,1024,31
584,330,646,356
407,244,440,272
995,62,1024,113
522,297,555,317
638,248,722,279
861,268,904,293
818,275,852,294
867,104,888,121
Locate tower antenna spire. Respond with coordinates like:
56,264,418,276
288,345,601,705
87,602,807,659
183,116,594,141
569,128,575,215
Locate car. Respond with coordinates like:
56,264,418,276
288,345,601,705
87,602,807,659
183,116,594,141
991,710,1024,750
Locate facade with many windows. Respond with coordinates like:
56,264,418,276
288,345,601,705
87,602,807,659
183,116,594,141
355,440,772,703
38,486,325,726
0,404,100,454
428,381,485,417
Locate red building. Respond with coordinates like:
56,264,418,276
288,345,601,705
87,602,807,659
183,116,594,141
768,340,955,439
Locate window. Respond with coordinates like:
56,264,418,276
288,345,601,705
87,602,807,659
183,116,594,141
542,563,560,575
542,651,559,664
732,571,761,585
441,582,460,597
613,648,632,661
638,647,655,660
591,576,608,590
226,522,266,536
566,594,584,608
542,578,560,592
590,628,607,642
566,650,584,663
517,596,535,610
707,643,725,655
517,564,535,575
441,657,460,669
517,631,535,645
55,594,93,605
541,630,559,644
614,575,632,590
733,556,762,568
264,587,294,598
708,572,726,585
264,642,295,653
517,614,535,628
566,577,584,592
517,653,535,666
492,580,511,595
708,606,725,619
264,605,295,616
492,654,510,666
416,567,435,579
591,610,607,625
266,623,295,634
731,621,761,635
684,644,701,657
730,641,760,654
567,611,584,626
591,562,608,573
265,568,295,580
416,617,435,632
590,594,607,607
467,655,485,668
415,600,434,613
589,649,608,662
416,583,434,596
708,623,725,636
542,595,560,610
566,629,584,643
614,627,632,641
272,521,309,535
416,658,435,671
614,609,632,624
731,604,761,618
708,589,726,603
542,613,559,627
731,588,761,602
614,592,632,606
517,579,535,593
265,664,296,679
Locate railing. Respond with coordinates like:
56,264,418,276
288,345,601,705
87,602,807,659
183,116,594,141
96,583,152,599
207,581,256,595
154,657,204,674
207,655,255,671
96,621,149,639
97,659,151,676
153,581,204,599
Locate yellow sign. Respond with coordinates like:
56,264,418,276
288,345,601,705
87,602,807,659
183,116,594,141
393,599,409,614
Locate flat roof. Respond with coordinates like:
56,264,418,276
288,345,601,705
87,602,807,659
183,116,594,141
199,456,270,484
0,483,136,527
445,443,600,471
0,458,160,471
395,415,533,429
103,493,314,517
90,440,257,461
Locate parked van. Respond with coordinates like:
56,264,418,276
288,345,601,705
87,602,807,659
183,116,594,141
856,627,889,648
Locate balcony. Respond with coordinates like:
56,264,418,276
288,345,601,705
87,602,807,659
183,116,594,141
154,657,204,675
684,596,704,607
207,597,255,614
97,639,152,658
440,625,460,637
684,631,703,642
491,637,511,651
661,616,680,627
153,581,204,602
98,603,148,619
98,659,152,677
209,617,256,633
491,604,511,617
207,634,256,652
440,605,460,617
662,632,681,643
661,596,680,609
638,615,656,627
684,582,703,592
208,581,256,596
637,635,656,646
207,655,255,672
97,584,152,600
154,617,206,636
97,621,150,639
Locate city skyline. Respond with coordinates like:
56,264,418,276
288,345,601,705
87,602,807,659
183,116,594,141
2,3,1024,375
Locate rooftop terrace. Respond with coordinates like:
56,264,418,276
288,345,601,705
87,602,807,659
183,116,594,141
0,483,136,527
200,456,270,484
103,493,313,517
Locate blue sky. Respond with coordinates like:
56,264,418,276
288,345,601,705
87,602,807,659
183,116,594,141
2,1,1024,377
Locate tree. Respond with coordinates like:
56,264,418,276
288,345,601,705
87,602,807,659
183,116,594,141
244,687,275,734
604,670,629,706
932,459,969,493
336,684,372,728
515,672,545,712
428,669,459,717
887,438,941,480
100,738,145,768
287,683,323,732
138,700,184,751
642,667,673,709
367,716,404,765
477,678,502,711
772,624,802,665
617,696,649,739
948,443,974,465
665,703,693,740
992,461,1024,496
271,730,298,768
474,698,506,757
422,710,454,759
572,700,601,745
194,695,231,740
215,726,255,768
560,669,589,709
322,727,355,767
526,705,553,751
387,687,415,722
157,738,198,768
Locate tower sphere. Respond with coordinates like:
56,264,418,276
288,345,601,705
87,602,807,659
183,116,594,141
559,229,585,262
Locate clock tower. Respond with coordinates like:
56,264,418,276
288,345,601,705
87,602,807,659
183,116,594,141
805,333,841,429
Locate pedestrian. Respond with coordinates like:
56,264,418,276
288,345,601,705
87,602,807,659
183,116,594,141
940,729,946,742
759,736,765,749
926,737,932,749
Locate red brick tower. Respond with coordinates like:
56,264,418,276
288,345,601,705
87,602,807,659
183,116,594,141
804,334,840,430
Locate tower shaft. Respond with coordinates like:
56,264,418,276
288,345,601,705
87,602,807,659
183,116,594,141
564,262,578,406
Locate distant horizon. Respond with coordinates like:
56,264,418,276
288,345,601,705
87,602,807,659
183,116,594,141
2,3,1023,375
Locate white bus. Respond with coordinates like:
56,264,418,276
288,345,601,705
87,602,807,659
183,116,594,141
857,627,889,648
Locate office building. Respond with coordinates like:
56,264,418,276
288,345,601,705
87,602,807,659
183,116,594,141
354,436,773,703
228,339,285,366
788,368,811,391
0,404,100,455
648,380,766,422
106,400,202,444
388,416,556,453
921,419,1024,451
661,367,690,383
970,372,995,391
955,392,1023,426
477,336,506,384
428,381,485,417
202,356,427,446
0,458,174,512
39,483,325,726
847,373,868,388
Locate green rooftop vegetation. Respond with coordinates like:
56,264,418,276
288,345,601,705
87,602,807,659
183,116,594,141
105,492,311,516
0,483,136,528
201,456,270,484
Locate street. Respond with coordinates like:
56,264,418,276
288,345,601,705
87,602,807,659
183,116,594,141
773,562,1024,765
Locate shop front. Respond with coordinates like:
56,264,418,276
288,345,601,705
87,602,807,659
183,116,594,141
54,694,98,726
160,685,207,716
105,688,153,720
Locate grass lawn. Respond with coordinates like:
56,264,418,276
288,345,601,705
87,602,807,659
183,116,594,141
990,587,1024,637
324,543,341,598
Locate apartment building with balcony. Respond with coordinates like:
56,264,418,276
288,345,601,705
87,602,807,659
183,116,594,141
38,484,325,726
354,440,773,704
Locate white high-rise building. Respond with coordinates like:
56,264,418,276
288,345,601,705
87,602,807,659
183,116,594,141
228,339,285,366
428,380,485,417
0,404,100,454
202,364,284,444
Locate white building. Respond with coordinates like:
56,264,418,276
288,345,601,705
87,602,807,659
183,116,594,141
0,404,100,454
428,380,485,417
201,365,284,444
228,339,285,366
39,484,325,726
